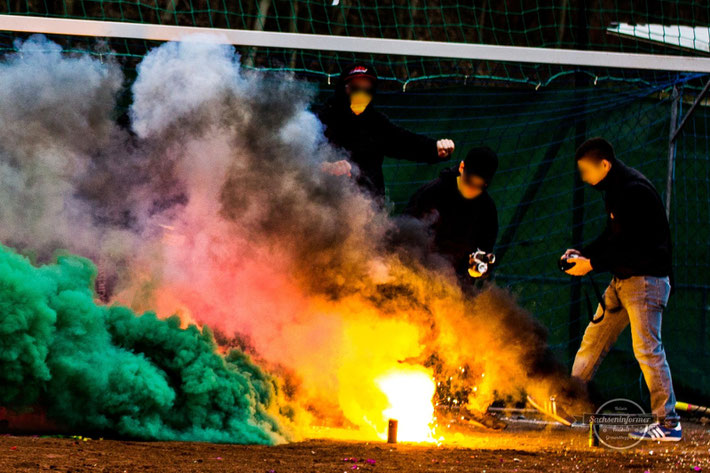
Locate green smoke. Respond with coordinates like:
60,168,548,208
0,244,289,443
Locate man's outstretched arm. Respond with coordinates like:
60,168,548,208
379,113,454,163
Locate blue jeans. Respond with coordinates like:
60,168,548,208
571,275,679,426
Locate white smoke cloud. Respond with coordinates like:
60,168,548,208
0,35,588,440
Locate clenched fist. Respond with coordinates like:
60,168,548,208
436,139,455,158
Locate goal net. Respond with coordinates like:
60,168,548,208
1,1,709,407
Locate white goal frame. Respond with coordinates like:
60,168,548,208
2,14,710,73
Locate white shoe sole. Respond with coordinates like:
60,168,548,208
629,434,682,442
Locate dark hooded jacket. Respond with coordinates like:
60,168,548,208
317,71,440,198
404,166,498,276
582,159,672,280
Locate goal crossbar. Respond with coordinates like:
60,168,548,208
2,14,710,73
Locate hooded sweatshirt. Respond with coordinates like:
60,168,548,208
404,166,498,276
317,70,440,198
582,159,672,279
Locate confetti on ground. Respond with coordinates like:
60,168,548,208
0,423,707,472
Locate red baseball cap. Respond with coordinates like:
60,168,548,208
341,64,378,85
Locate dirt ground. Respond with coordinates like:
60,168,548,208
0,422,708,473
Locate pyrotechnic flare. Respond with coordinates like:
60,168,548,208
0,35,589,441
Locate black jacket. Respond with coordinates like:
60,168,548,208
318,94,439,197
582,160,672,279
404,167,498,276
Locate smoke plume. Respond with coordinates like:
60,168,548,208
0,244,287,443
0,35,586,442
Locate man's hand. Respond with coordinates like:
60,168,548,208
565,256,593,276
321,160,352,177
562,248,582,259
436,139,455,158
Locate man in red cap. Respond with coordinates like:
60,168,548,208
318,64,455,200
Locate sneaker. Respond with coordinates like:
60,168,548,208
526,394,575,427
629,422,682,442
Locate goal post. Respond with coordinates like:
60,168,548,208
3,15,710,73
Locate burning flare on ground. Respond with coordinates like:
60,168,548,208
0,35,589,443
375,367,438,443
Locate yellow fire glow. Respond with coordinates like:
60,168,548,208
374,367,438,443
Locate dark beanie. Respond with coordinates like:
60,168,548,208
463,146,498,184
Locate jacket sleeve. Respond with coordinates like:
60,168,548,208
317,106,337,143
377,112,440,163
581,223,613,272
476,198,498,254
582,184,657,273
403,182,438,219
